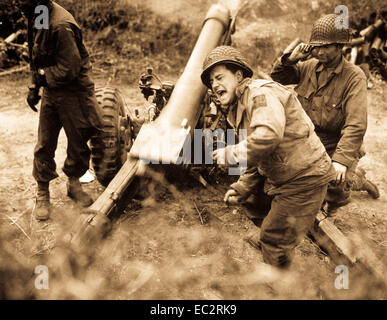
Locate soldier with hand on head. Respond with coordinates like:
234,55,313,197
271,14,380,215
201,46,336,268
17,0,104,220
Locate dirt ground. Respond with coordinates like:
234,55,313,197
0,70,386,300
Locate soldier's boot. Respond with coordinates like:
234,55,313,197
33,182,50,221
351,168,380,199
67,177,93,207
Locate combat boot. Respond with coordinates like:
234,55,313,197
351,168,380,199
67,177,93,207
33,182,50,221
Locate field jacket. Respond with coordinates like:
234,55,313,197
271,54,367,168
226,78,334,197
27,1,103,129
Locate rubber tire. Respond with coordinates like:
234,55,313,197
90,87,132,187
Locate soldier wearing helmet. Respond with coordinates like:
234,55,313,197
17,1,104,220
271,14,379,214
201,46,336,268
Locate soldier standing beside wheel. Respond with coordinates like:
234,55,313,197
17,0,104,220
271,14,380,215
201,46,336,268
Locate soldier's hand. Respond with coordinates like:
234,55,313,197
288,43,314,62
212,146,237,167
213,148,226,167
26,87,40,112
224,189,244,205
332,161,347,185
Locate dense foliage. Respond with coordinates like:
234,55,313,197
0,0,25,38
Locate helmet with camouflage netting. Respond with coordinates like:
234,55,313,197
309,14,350,46
201,46,253,88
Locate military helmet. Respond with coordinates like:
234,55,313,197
201,46,253,88
309,14,350,46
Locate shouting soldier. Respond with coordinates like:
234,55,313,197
201,46,336,268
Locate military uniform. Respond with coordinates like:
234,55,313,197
22,0,104,219
201,45,336,267
270,15,377,208
271,54,367,168
219,77,335,267
28,1,103,183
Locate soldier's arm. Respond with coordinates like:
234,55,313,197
271,42,314,85
26,19,39,88
28,52,41,91
28,69,40,91
228,87,286,166
44,24,81,88
246,88,286,163
229,166,263,199
270,53,301,85
332,75,368,168
226,88,285,197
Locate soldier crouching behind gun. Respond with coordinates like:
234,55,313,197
17,0,104,221
201,46,336,268
271,14,380,215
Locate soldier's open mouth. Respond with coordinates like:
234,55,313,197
217,90,226,97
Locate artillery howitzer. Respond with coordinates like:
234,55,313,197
66,3,235,250
89,67,176,188
64,3,387,288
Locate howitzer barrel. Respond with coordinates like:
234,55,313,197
158,4,230,129
66,159,140,250
130,4,231,163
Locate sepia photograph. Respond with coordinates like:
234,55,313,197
0,0,386,307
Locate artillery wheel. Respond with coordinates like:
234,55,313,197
90,87,133,187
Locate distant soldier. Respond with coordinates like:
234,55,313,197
17,0,103,220
271,14,379,214
201,46,335,268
